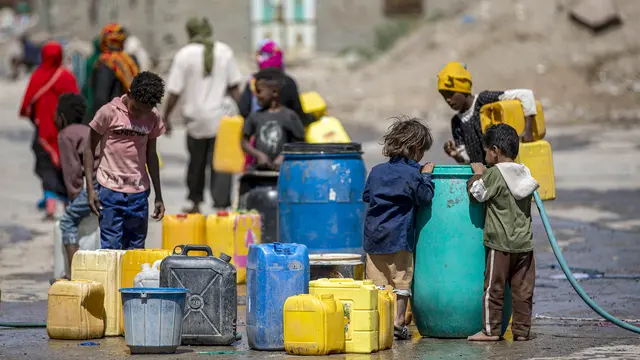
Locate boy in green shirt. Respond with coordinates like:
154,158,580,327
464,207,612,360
466,124,539,342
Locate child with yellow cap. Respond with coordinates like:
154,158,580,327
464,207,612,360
437,62,536,164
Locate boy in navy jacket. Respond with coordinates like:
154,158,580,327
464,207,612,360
363,116,435,340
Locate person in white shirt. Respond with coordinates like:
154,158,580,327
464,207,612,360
123,31,151,72
163,17,243,213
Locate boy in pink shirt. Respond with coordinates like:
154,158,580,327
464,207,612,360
83,71,166,249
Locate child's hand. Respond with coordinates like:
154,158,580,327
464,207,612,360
151,199,165,221
421,162,435,174
444,140,459,158
87,189,102,216
255,152,272,167
273,154,284,171
471,162,485,175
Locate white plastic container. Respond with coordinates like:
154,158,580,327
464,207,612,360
134,260,161,288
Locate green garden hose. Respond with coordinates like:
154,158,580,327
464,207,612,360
0,322,46,328
534,191,640,334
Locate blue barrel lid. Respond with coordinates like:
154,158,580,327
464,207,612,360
283,142,362,154
119,288,188,294
431,164,475,176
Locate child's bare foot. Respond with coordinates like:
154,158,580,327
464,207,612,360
467,331,500,341
514,336,530,341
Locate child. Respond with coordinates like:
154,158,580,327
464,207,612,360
437,61,537,164
84,71,166,250
241,67,305,171
363,117,435,340
466,124,539,342
56,93,95,275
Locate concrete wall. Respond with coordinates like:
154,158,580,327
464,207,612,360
29,0,465,56
31,0,251,57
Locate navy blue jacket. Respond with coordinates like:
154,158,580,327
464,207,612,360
362,157,435,254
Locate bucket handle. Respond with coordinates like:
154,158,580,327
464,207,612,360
173,245,213,256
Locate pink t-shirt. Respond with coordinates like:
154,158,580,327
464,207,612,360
89,96,165,193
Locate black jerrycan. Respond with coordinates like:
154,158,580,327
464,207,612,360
159,245,237,345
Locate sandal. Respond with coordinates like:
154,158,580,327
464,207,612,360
394,325,412,340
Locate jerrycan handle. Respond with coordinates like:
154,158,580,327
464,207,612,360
173,244,213,256
272,242,292,255
151,259,162,270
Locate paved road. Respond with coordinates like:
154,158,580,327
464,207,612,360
1,78,640,359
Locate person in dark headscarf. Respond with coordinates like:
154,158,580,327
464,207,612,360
88,23,139,119
164,17,243,213
19,41,79,219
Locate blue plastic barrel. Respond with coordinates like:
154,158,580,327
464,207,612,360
120,288,187,354
411,165,511,338
246,242,309,350
278,143,366,254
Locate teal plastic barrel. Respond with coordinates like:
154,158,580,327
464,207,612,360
411,165,511,338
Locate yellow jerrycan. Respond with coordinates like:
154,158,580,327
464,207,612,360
162,214,207,256
305,116,351,144
206,211,262,284
47,279,105,340
516,140,556,201
284,294,345,355
377,286,394,350
213,115,245,174
310,278,379,354
71,250,126,336
300,91,327,121
480,100,546,140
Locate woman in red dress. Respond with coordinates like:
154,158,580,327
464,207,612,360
19,41,79,219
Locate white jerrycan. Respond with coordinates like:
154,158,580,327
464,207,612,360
133,260,161,288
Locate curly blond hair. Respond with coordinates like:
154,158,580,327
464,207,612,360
382,116,433,160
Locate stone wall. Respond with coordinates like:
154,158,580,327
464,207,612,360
29,0,464,57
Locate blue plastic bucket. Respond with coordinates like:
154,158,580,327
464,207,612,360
120,288,187,354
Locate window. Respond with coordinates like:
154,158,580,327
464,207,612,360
384,0,423,16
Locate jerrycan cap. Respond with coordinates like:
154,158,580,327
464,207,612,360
219,253,232,263
176,213,188,219
217,211,229,217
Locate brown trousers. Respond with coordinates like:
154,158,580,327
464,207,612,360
482,248,535,338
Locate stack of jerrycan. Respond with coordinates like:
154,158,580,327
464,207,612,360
480,100,555,200
71,250,126,336
159,245,237,346
119,249,172,334
162,214,207,256
412,165,511,338
246,243,309,350
206,211,261,284
284,294,345,355
309,278,380,354
47,279,106,340
300,91,351,144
